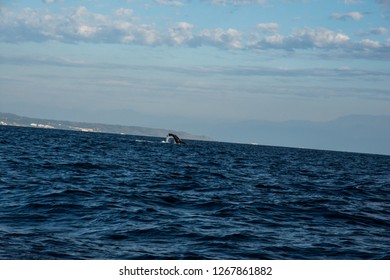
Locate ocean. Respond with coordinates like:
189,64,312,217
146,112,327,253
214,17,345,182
1,125,389,259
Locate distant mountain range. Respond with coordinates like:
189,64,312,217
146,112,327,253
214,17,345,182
205,114,390,155
0,112,212,141
1,112,389,155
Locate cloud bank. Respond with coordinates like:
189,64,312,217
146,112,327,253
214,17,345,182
155,0,185,7
331,12,364,21
0,6,389,59
377,0,390,6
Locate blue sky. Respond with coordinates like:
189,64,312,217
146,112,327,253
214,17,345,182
1,0,389,136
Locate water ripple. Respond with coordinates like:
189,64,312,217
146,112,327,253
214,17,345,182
1,126,390,259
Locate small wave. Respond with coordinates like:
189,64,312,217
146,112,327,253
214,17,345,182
324,211,390,227
38,189,95,199
0,139,11,145
60,162,102,170
254,183,284,190
105,227,166,241
1,125,390,260
135,139,155,143
219,232,258,242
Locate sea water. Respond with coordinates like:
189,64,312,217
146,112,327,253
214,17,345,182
0,125,389,259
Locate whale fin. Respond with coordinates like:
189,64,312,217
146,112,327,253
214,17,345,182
167,133,186,144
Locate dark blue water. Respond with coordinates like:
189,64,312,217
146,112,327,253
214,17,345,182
1,125,389,259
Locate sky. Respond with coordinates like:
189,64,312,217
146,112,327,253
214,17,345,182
1,0,390,138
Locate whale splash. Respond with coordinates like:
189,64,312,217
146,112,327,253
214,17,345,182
163,133,186,144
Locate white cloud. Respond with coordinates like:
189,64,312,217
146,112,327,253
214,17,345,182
77,25,98,38
256,23,279,33
114,8,134,17
198,28,243,49
360,39,382,48
344,0,361,4
1,6,389,59
331,12,364,21
155,0,185,7
233,0,266,4
169,22,194,45
358,27,388,36
300,29,350,47
257,28,350,49
42,0,64,3
0,7,159,45
263,34,284,45
209,0,267,5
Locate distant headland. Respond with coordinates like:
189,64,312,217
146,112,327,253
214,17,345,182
0,112,213,141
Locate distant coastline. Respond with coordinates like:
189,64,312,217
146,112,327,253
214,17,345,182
2,112,390,155
0,112,213,141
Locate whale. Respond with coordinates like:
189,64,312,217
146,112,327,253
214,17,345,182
166,133,186,144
